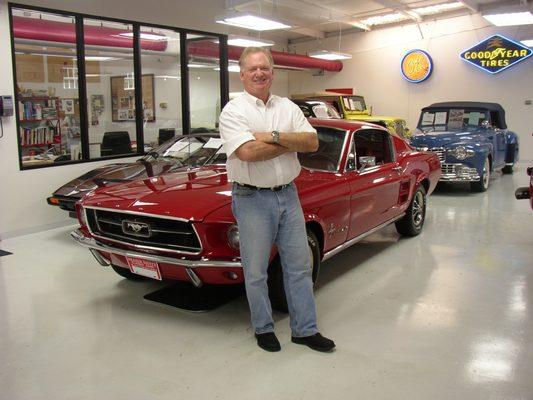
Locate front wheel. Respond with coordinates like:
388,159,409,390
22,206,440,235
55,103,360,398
471,157,490,192
395,186,427,236
267,230,321,313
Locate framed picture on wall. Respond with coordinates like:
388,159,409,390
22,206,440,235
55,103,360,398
110,73,155,122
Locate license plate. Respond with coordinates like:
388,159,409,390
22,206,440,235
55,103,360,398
126,256,162,280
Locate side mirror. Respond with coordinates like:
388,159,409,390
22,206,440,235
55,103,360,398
347,153,356,170
358,156,376,172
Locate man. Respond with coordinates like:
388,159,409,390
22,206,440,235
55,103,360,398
219,47,335,353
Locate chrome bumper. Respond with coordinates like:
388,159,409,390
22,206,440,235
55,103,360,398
70,229,242,270
440,163,480,182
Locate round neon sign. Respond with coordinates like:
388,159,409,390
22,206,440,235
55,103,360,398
401,49,433,83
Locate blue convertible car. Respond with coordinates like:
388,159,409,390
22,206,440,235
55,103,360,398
410,102,519,192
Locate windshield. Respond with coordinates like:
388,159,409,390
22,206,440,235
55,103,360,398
312,104,341,119
418,108,489,133
341,96,366,112
298,126,347,172
144,135,226,167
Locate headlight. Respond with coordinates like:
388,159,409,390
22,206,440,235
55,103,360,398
449,146,474,160
227,224,240,250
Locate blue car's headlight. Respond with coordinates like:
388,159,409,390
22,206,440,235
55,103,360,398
448,146,474,160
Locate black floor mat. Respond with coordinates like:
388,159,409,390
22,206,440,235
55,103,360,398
144,281,245,312
0,250,12,257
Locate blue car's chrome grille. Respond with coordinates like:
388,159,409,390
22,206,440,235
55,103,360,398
429,147,445,163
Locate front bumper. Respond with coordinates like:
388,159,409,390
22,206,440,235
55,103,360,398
71,229,243,286
440,163,480,182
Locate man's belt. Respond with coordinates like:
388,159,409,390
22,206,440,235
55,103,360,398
234,182,292,192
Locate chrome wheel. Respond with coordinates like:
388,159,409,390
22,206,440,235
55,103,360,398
412,190,425,228
482,157,490,190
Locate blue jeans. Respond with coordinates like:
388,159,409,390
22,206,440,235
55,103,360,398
231,182,318,337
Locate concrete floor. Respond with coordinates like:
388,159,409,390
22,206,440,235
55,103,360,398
1,164,532,400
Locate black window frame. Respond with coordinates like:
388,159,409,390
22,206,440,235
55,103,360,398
8,2,229,170
352,128,395,168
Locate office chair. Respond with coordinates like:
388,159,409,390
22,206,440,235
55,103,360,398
100,131,132,156
158,128,176,145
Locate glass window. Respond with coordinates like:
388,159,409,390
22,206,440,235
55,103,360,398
12,8,80,167
354,129,393,166
10,5,227,169
186,34,221,132
140,27,182,149
84,18,136,159
298,127,347,172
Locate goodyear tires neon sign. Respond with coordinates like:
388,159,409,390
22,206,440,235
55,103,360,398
460,34,532,74
401,49,433,83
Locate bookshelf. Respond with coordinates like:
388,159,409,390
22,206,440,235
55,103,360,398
18,96,61,149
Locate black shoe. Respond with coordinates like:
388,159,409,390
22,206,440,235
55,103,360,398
255,332,281,352
292,333,335,352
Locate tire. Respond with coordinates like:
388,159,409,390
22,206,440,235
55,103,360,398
395,186,426,237
267,230,321,313
111,264,146,281
471,157,490,192
502,165,513,174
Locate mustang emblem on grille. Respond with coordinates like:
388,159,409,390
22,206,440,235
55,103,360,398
122,220,152,238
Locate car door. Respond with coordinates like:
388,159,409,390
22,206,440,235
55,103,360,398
345,129,403,239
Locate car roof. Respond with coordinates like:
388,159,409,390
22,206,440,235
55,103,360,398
308,117,387,132
423,101,507,129
291,92,364,99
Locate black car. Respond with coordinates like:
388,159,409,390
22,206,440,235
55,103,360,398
47,133,225,217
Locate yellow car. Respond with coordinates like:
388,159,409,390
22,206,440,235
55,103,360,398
291,92,411,139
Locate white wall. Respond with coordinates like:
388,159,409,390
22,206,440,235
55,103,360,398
288,14,533,160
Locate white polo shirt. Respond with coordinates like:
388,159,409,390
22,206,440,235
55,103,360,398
219,91,317,187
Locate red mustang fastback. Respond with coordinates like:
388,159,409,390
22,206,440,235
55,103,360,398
72,119,441,311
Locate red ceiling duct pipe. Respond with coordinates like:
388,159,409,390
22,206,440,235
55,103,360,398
188,41,343,72
12,16,343,71
12,16,168,51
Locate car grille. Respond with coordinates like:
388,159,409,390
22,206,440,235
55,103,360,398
430,147,445,163
85,208,202,253
441,163,456,174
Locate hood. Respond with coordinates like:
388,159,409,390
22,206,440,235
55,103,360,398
81,166,340,222
82,167,232,221
345,113,398,122
410,129,488,148
53,159,178,198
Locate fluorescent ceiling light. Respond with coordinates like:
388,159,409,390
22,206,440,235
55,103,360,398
361,12,409,26
155,75,180,79
308,50,352,60
413,2,464,15
216,13,291,31
118,32,168,41
348,20,371,31
483,11,533,26
214,63,241,72
521,39,533,47
188,63,214,68
228,35,274,47
84,56,120,61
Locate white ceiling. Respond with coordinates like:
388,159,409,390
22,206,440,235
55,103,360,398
218,0,531,43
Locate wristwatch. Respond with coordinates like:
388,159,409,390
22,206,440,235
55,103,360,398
271,130,280,143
